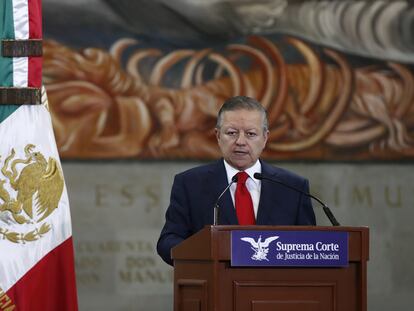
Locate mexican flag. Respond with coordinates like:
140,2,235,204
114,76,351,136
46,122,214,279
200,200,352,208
0,1,78,310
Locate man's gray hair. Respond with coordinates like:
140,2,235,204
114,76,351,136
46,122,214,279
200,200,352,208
216,96,268,131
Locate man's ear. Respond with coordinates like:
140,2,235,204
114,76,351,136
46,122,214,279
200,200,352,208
264,130,269,144
215,128,220,141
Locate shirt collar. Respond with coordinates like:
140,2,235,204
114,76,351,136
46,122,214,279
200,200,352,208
223,159,261,186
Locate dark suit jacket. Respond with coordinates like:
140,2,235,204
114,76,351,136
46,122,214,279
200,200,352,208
156,159,316,265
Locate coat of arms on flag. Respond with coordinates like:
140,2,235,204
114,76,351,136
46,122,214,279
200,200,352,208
0,143,63,233
0,1,78,310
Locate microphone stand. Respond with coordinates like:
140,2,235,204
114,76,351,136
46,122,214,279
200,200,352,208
213,175,238,226
254,173,340,226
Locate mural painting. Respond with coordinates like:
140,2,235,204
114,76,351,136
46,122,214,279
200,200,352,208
43,0,414,160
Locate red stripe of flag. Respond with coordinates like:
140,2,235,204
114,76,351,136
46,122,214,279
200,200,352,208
28,0,42,87
6,238,79,311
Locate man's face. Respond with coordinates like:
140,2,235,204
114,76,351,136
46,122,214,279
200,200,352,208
216,109,268,171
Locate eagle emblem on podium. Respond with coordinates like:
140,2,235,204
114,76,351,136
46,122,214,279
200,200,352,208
241,235,279,261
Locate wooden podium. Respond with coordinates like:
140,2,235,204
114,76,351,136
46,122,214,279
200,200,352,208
172,226,369,311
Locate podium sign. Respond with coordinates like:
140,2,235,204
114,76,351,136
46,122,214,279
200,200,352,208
231,230,348,267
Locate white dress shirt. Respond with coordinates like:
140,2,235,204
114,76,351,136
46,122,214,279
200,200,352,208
223,160,262,218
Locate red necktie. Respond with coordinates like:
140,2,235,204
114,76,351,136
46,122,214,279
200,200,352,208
235,171,255,225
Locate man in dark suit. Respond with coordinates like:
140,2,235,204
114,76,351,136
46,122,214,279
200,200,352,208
157,96,316,265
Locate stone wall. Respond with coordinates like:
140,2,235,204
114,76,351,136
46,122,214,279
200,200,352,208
63,162,414,311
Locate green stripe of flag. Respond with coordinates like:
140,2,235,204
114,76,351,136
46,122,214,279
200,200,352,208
0,0,15,85
0,0,19,122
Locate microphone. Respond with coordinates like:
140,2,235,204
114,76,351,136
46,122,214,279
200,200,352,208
253,173,340,226
213,174,238,226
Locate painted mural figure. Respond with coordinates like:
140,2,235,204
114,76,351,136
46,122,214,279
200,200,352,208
156,96,316,265
42,0,414,161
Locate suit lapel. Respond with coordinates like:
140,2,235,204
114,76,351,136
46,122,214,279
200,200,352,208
256,161,281,225
208,160,238,225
